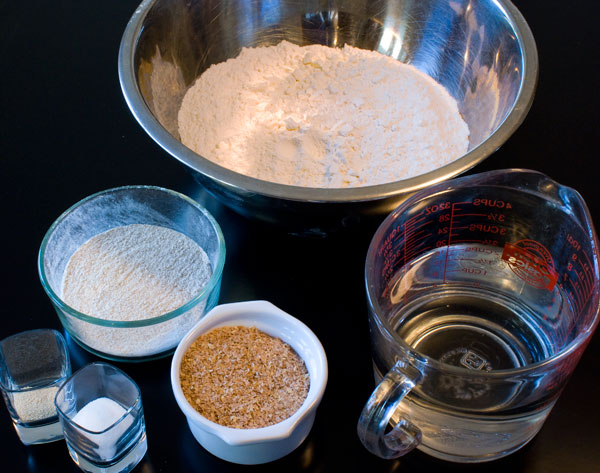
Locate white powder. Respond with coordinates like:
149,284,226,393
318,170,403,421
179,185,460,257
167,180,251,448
178,41,470,188
61,224,212,357
73,397,128,432
72,397,134,460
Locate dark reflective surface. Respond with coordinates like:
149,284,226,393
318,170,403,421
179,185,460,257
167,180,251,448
1,1,599,472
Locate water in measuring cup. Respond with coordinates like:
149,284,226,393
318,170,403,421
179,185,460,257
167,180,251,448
387,243,575,368
380,243,576,461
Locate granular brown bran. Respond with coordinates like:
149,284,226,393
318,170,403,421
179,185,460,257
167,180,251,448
179,325,310,429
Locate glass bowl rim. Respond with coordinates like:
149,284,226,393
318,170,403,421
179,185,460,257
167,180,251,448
37,185,226,328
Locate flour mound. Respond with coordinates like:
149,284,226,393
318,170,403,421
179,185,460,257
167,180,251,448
60,224,213,357
62,224,211,321
178,41,469,188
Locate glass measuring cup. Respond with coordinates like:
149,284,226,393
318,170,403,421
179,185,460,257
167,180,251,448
357,169,600,462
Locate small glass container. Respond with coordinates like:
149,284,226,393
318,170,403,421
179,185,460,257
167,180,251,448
55,362,147,473
0,328,71,445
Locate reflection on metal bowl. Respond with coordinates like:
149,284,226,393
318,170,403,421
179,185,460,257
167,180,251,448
118,0,537,235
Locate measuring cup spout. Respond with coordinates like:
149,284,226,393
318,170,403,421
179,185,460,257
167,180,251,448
480,169,598,255
466,169,591,223
357,360,422,459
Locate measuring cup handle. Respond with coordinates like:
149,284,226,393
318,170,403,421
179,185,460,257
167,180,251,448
357,360,422,459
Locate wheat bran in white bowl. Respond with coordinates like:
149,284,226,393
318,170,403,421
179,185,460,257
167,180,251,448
179,325,310,429
171,300,328,465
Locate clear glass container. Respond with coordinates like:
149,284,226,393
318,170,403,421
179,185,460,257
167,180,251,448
38,185,226,362
55,362,147,473
358,169,600,462
0,328,71,444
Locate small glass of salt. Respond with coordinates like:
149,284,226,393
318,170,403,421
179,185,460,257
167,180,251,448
0,328,71,445
54,362,147,473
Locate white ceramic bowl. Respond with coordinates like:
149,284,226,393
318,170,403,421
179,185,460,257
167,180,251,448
170,300,328,464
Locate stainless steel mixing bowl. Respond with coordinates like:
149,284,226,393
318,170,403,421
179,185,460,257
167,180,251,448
119,0,537,235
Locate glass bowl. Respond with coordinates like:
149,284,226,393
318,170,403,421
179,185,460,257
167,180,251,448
38,185,226,362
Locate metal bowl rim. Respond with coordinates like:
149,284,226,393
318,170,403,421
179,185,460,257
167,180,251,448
118,0,539,204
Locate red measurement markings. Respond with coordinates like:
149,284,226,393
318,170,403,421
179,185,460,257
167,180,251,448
402,211,433,266
451,238,500,245
438,248,476,278
486,213,505,222
442,203,505,277
449,211,507,244
379,211,434,287
449,210,487,238
566,282,586,317
574,250,594,295
561,233,596,315
452,198,510,243
564,248,596,314
443,202,472,282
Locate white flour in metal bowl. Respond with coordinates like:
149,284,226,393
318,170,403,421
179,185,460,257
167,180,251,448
178,41,470,188
60,224,212,358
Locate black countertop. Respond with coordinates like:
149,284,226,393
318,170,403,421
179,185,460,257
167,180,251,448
1,1,599,472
